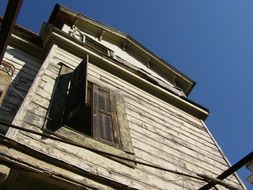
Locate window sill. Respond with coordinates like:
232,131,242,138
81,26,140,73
54,126,136,168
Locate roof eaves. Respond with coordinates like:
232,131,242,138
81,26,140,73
0,17,42,46
48,4,196,96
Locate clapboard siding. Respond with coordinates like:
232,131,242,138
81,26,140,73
127,112,219,157
19,123,207,190
11,46,242,190
53,49,81,68
130,122,225,172
126,103,223,159
89,70,223,165
16,131,182,190
125,100,215,147
87,63,241,187
89,66,205,133
0,46,41,124
88,62,240,187
88,65,217,146
131,130,239,186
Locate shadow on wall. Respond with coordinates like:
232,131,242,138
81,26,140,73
0,47,42,134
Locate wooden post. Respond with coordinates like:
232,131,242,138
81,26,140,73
0,0,23,64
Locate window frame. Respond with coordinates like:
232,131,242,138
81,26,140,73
92,84,121,148
47,61,135,167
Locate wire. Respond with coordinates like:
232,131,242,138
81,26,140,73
0,121,245,190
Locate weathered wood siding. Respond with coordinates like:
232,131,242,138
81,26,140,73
0,46,41,125
7,44,244,190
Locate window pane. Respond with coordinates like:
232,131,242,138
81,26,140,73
99,113,114,142
98,89,111,112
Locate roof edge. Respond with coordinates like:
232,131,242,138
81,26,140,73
48,4,196,96
0,17,42,46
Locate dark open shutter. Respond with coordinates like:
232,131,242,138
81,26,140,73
47,65,72,129
92,85,120,147
64,55,88,120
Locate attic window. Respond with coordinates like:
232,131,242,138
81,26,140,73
71,25,86,43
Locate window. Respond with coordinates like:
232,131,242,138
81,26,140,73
64,82,121,148
47,56,134,166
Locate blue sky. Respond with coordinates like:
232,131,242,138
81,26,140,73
1,0,252,189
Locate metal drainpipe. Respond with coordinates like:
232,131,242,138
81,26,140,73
0,0,23,64
198,151,253,190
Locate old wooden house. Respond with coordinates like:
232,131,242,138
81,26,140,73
0,4,246,190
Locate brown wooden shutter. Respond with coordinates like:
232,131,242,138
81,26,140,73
92,84,120,147
47,65,72,129
64,55,88,120
114,95,134,154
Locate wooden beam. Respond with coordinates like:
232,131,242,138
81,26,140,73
0,0,23,64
